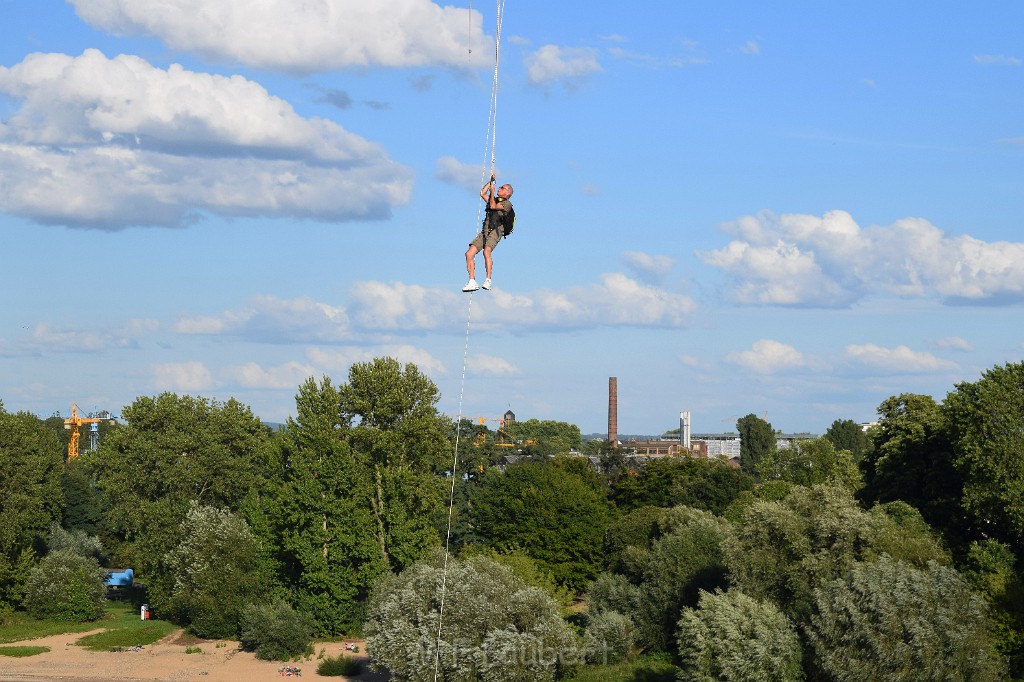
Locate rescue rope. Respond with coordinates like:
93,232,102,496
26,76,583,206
433,3,506,679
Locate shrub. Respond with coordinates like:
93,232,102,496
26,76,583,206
317,654,362,676
23,550,106,622
583,610,633,664
676,588,803,682
238,601,314,661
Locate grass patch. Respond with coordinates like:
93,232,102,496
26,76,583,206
562,654,678,682
76,620,176,652
317,653,362,676
0,611,100,643
0,645,50,657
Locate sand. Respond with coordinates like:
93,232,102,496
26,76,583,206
0,629,390,682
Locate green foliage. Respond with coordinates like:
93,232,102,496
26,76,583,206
634,508,730,653
88,393,274,613
364,552,579,681
736,414,775,475
0,645,49,657
676,588,803,682
587,573,643,619
822,418,870,462
317,653,362,676
59,459,106,536
0,407,64,607
46,522,104,563
945,362,1024,552
471,458,615,591
270,376,387,635
560,652,677,682
859,393,964,544
463,546,574,611
961,540,1024,676
611,458,754,514
73,602,176,650
808,555,1003,681
723,485,948,622
504,418,583,453
340,358,450,573
755,437,862,490
165,503,274,638
603,506,668,578
238,600,315,661
23,550,106,622
583,610,633,664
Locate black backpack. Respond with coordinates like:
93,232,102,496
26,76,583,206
500,205,515,237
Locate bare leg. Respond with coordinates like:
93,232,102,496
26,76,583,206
465,245,479,280
483,246,494,279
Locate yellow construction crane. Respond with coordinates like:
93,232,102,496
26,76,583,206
63,403,115,460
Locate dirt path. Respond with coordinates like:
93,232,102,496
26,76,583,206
0,629,389,681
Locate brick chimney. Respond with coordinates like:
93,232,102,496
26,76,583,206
608,376,618,445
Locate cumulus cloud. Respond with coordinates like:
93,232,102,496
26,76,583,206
68,0,492,72
435,156,490,192
175,295,351,342
350,273,697,331
621,251,676,283
153,360,215,391
933,336,974,352
306,345,446,376
525,45,602,88
845,343,957,372
699,210,1024,307
0,319,159,357
725,339,806,374
0,50,412,229
227,361,320,389
467,354,520,376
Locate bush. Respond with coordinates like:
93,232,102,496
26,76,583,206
23,550,106,622
238,601,314,661
583,610,633,664
317,654,362,676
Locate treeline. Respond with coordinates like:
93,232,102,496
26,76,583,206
1,359,1024,680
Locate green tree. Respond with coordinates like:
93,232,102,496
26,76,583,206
88,393,274,612
755,437,862,490
238,600,314,661
271,376,388,634
23,549,106,622
364,553,579,682
165,503,274,638
737,414,775,475
611,457,754,514
635,508,730,653
59,458,106,537
677,588,803,682
504,418,583,453
822,418,870,462
945,362,1024,553
859,393,964,544
340,358,450,572
723,485,948,622
471,457,614,591
46,522,104,563
961,540,1024,676
0,406,64,607
808,555,1002,681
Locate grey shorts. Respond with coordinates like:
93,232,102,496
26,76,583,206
469,229,502,251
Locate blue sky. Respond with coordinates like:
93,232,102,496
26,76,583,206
1,1,1022,436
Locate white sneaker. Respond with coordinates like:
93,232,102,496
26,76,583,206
482,278,492,290
462,279,480,292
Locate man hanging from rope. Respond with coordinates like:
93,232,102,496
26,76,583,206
463,172,514,292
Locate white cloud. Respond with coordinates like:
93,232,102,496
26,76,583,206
0,319,160,357
0,50,412,229
844,344,957,372
175,295,351,342
227,361,320,389
306,345,446,376
68,0,491,71
725,339,806,373
153,360,215,391
435,156,490,192
699,210,1024,307
467,354,520,376
973,54,1021,66
349,274,697,331
933,336,974,352
740,40,760,55
525,45,601,88
621,251,676,283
